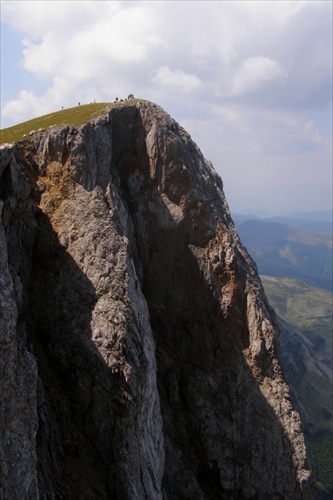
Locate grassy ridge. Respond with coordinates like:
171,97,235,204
262,276,332,335
0,100,143,145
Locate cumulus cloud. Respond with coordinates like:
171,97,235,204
21,34,63,79
221,56,287,98
152,66,202,93
2,0,114,38
2,90,42,125
20,4,161,79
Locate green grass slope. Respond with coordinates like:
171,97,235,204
0,99,144,145
262,276,333,499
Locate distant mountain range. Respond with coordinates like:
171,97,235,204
233,210,332,233
233,217,332,290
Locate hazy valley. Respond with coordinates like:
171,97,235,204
234,217,332,291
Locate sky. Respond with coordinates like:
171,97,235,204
1,1,332,215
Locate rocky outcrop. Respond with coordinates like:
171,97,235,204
0,101,314,499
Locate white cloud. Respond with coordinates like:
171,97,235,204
21,34,63,79
67,8,161,66
2,90,51,124
18,3,161,81
303,120,323,145
2,0,115,38
222,57,287,98
152,66,202,93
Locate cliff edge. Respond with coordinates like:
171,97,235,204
0,101,314,499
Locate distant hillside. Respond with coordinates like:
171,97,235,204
236,219,332,290
261,276,333,499
233,212,332,233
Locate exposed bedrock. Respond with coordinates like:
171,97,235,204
0,101,314,499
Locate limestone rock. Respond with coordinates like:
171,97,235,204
0,101,314,499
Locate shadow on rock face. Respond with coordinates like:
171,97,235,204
132,222,307,500
28,201,163,500
29,211,115,499
2,121,164,500
111,106,312,499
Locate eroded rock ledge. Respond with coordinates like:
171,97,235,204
0,101,314,499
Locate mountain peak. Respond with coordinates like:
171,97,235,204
0,102,314,498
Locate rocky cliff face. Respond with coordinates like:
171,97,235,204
0,101,314,499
